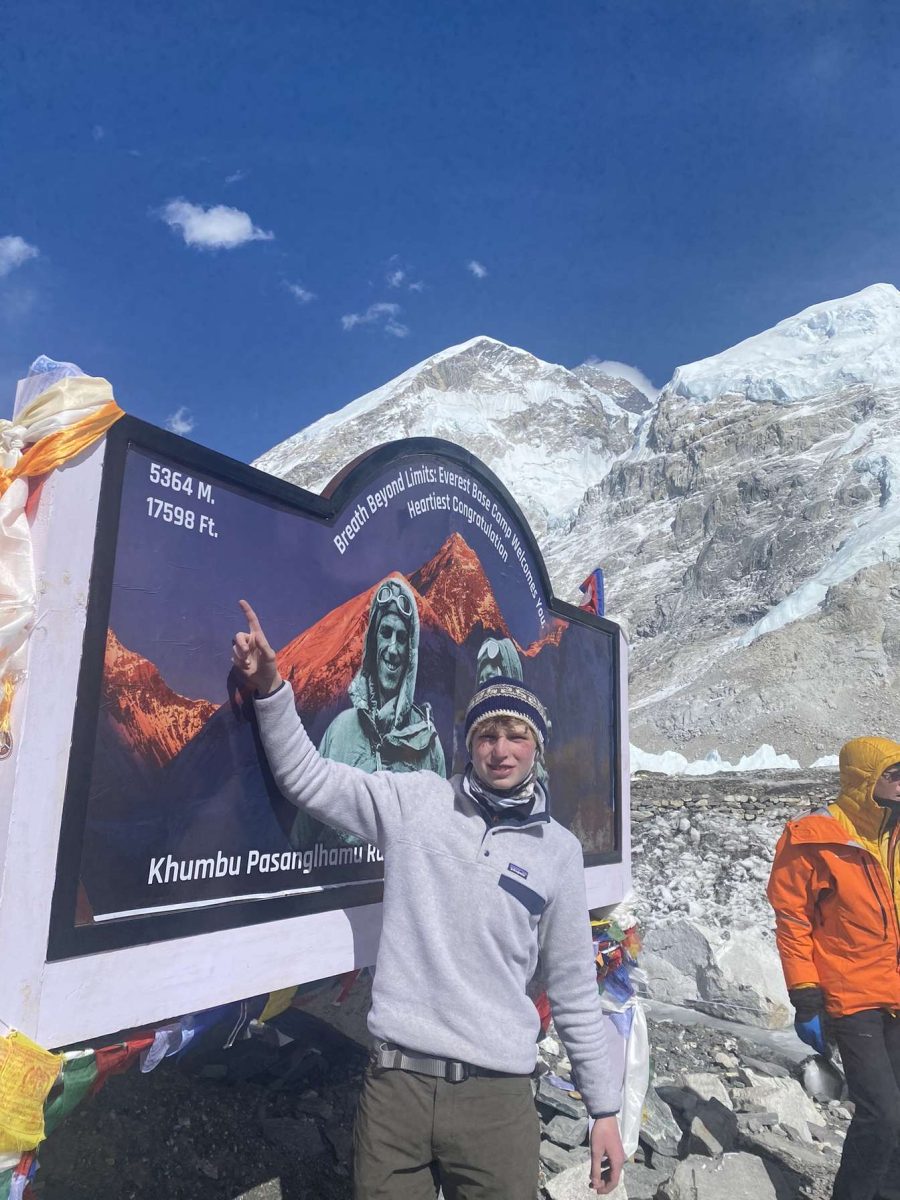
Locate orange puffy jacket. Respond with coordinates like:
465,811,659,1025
767,736,900,1017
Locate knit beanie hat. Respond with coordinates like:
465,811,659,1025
464,676,550,753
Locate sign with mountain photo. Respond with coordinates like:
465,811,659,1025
49,419,624,958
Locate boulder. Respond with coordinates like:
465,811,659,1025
622,1160,674,1200
682,1073,733,1110
808,1121,845,1150
739,1074,823,1143
735,1110,780,1134
544,1114,589,1149
656,1085,701,1123
641,918,791,1029
540,1140,590,1174
739,1055,790,1079
687,1099,738,1157
537,1078,586,1120
695,930,792,1029
639,1089,684,1157
641,918,714,1007
739,1129,840,1194
657,1152,792,1200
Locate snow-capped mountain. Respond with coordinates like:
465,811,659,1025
254,285,900,763
408,532,511,645
668,282,900,407
253,336,642,537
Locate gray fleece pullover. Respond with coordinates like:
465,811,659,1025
255,683,618,1116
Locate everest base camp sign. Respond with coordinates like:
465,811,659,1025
2,415,628,1045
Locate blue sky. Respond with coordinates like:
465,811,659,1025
3,0,900,463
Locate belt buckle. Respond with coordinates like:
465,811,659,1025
445,1059,468,1083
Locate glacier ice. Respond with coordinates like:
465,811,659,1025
631,743,801,775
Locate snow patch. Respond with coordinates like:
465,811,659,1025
810,755,839,768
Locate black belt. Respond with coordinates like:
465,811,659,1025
372,1041,531,1084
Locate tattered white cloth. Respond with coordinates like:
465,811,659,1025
0,361,123,755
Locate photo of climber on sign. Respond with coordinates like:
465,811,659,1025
289,575,447,849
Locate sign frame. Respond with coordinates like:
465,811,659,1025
0,415,630,1047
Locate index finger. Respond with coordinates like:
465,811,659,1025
239,599,263,633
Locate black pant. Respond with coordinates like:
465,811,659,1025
831,1009,900,1200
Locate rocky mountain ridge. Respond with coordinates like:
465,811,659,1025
102,630,217,768
254,284,900,763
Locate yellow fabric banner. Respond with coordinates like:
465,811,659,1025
0,400,123,501
0,1032,62,1153
259,987,299,1022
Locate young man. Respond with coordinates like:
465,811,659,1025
767,736,900,1200
233,599,624,1199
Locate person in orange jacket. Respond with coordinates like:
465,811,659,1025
767,736,900,1200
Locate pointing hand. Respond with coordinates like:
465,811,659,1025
232,600,282,696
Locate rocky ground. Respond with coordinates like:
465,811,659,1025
632,767,837,1029
33,768,846,1199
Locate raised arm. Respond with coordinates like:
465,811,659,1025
232,601,419,847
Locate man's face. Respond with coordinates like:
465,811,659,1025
471,720,537,791
873,763,900,803
477,658,498,687
375,611,409,700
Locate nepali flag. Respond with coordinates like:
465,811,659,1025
579,568,605,617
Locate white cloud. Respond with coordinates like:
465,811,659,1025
386,256,424,292
0,236,39,278
225,170,246,185
165,406,195,436
92,124,106,142
467,260,488,279
285,281,316,304
341,302,409,338
583,358,660,402
160,199,273,250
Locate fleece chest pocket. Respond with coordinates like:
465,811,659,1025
498,873,547,916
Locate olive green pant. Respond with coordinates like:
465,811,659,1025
352,1063,540,1200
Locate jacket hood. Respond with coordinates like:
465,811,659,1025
349,575,423,733
834,736,900,844
476,636,524,685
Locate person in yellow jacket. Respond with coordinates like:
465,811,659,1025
767,736,900,1200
